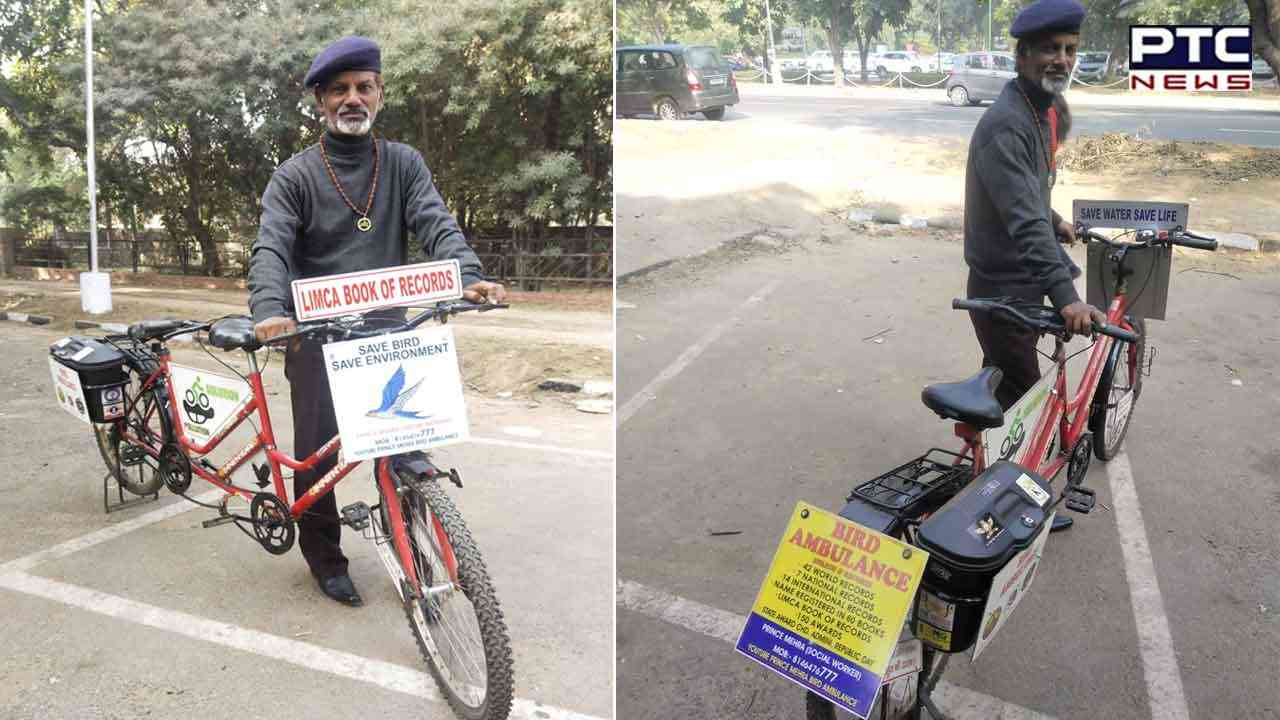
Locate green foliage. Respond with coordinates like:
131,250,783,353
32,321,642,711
617,0,713,45
0,0,610,275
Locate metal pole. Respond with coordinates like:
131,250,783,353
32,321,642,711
987,0,994,52
765,0,782,84
84,0,98,272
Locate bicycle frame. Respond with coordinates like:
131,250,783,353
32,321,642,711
951,291,1135,482
117,341,459,592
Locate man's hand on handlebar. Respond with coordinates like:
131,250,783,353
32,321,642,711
254,316,297,343
1060,301,1107,337
463,280,507,305
1055,218,1077,246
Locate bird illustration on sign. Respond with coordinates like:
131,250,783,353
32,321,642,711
367,365,431,419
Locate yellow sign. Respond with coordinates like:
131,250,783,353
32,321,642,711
737,502,929,717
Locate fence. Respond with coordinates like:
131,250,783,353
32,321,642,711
1,226,613,288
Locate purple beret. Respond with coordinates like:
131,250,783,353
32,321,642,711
305,36,381,88
1010,0,1085,38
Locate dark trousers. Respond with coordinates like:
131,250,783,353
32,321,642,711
284,339,347,579
967,274,1041,411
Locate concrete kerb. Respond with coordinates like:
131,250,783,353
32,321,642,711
0,311,53,326
738,82,1280,113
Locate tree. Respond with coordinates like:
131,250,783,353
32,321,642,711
617,0,711,45
1247,0,1280,78
723,0,791,67
848,0,911,81
791,0,853,85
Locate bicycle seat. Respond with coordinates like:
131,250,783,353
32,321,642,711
921,367,1005,429
209,316,262,351
128,319,189,342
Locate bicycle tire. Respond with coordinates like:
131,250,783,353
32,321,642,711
396,473,513,720
1090,317,1145,461
94,371,168,496
804,678,923,720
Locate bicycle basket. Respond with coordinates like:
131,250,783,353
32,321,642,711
49,337,130,423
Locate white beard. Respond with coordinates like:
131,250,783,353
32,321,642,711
331,114,372,136
1040,75,1069,95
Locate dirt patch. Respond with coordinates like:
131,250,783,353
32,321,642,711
3,287,613,400
1058,133,1280,185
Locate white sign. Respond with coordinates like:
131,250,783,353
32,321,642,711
169,364,252,441
971,512,1055,661
291,260,463,322
1072,200,1189,232
323,325,469,461
983,371,1054,467
49,358,92,425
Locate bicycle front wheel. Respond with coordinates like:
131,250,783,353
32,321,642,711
398,476,513,720
1090,317,1146,461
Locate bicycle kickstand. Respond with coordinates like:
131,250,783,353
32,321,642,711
102,472,159,514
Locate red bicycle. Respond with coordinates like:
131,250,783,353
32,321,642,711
76,302,513,720
805,226,1217,720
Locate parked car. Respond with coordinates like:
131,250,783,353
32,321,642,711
1254,55,1276,80
869,51,928,75
945,51,1017,107
616,44,740,121
1074,51,1110,82
806,50,834,73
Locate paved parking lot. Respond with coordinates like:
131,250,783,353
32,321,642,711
0,322,613,719
615,224,1280,719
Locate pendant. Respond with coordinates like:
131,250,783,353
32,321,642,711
356,217,372,232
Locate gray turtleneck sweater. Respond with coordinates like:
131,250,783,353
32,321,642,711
963,76,1079,310
248,130,484,323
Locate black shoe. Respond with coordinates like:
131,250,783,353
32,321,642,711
317,573,363,607
1050,515,1074,533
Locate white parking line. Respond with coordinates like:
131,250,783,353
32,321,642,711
0,489,224,575
470,436,612,460
616,579,1056,719
0,571,605,720
1217,128,1280,134
1106,451,1191,720
619,279,781,426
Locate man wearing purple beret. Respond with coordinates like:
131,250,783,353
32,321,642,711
247,36,506,605
962,0,1107,532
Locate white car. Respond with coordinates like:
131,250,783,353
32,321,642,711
869,51,928,75
806,50,834,73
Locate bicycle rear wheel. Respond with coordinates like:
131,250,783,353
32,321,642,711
94,370,168,495
396,474,513,720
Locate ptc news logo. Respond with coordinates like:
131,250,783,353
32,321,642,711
1129,25,1253,91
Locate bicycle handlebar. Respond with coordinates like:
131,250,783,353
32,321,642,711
1076,225,1218,252
261,301,508,346
952,298,1139,343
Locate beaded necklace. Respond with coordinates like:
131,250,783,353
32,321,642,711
1014,81,1056,189
319,131,380,232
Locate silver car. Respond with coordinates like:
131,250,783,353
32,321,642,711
945,51,1017,107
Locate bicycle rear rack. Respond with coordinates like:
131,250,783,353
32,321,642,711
847,449,973,522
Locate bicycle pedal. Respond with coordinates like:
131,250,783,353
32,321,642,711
1064,486,1097,514
252,462,271,489
120,445,147,466
448,468,463,489
340,501,371,530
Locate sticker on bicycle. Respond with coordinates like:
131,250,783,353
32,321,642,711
1073,200,1189,231
983,371,1054,467
323,324,469,460
168,364,252,441
291,259,463,322
971,511,1055,662
1015,473,1050,507
48,358,91,425
736,502,929,719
